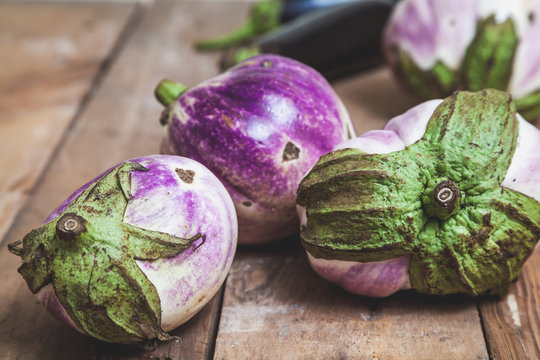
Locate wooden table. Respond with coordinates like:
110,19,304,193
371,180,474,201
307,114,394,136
1,1,538,359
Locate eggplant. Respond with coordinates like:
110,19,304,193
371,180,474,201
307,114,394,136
8,155,238,344
155,54,354,244
383,0,540,120
195,0,364,51
219,0,399,81
280,0,368,22
297,89,540,297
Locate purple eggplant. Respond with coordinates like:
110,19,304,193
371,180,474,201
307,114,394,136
156,54,354,244
383,0,540,120
297,90,540,297
8,155,237,344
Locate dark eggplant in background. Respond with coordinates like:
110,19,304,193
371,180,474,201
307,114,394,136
195,0,399,81
280,0,378,22
195,0,366,51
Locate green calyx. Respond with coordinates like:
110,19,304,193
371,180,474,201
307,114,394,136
460,15,518,91
394,15,540,121
395,53,458,100
8,161,205,344
297,90,540,296
194,0,282,51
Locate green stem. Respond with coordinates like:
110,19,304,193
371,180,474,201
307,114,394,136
421,178,461,220
195,0,282,51
233,46,261,63
221,45,261,70
154,79,188,107
195,22,258,51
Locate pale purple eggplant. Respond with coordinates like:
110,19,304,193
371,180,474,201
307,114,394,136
297,90,540,297
383,0,540,120
156,54,354,244
8,155,237,344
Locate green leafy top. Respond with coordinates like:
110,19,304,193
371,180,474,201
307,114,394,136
393,15,540,121
297,90,540,296
8,162,204,344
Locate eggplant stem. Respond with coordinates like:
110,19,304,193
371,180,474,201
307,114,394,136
154,79,188,107
8,240,23,257
195,22,257,51
195,0,282,51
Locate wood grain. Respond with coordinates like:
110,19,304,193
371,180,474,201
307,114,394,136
214,239,489,360
0,2,136,243
479,244,540,360
0,1,248,359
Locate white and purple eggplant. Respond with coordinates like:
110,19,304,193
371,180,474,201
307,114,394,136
297,89,540,297
383,0,540,120
8,155,237,344
156,54,354,244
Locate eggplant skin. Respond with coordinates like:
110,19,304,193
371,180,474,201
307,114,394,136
10,155,238,344
279,0,376,22
161,54,353,244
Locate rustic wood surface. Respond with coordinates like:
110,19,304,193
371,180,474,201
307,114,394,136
479,246,540,360
213,240,488,360
0,1,538,359
0,1,136,246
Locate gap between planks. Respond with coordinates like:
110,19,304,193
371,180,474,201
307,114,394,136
0,2,144,247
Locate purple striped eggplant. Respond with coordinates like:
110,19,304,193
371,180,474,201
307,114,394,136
297,90,540,297
383,0,540,120
156,54,354,244
8,155,237,344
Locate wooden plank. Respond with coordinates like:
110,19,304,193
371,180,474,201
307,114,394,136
0,2,136,243
214,240,489,360
479,239,540,360
213,70,489,360
0,1,249,359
